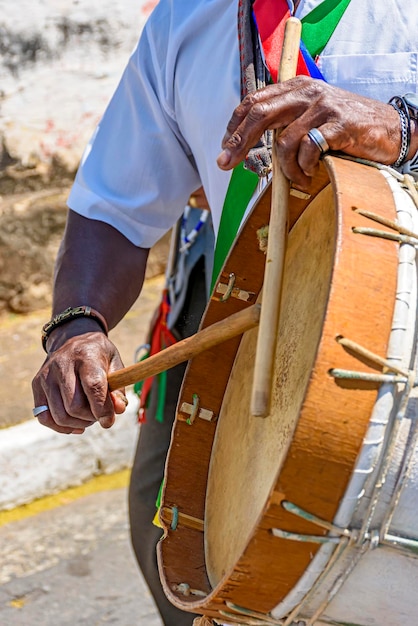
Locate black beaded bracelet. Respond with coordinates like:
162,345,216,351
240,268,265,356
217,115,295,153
389,96,411,167
41,306,109,352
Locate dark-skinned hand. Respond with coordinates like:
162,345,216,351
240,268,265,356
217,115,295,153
32,321,128,435
217,76,408,189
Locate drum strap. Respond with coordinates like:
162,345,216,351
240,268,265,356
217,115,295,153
253,0,353,82
211,0,352,288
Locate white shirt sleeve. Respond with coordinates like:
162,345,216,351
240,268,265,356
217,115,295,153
67,17,202,248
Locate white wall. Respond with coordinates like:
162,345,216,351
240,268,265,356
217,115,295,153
0,0,155,170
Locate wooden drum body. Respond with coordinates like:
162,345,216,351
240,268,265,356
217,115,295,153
157,157,418,625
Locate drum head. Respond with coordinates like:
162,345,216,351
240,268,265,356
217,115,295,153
205,185,336,586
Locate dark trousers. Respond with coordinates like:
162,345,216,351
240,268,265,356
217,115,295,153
128,259,207,626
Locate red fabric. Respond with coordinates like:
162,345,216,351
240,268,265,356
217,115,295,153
138,291,177,423
253,0,309,82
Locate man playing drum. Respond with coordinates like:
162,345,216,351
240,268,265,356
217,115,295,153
32,1,418,625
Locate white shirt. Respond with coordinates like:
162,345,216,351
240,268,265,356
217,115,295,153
68,0,418,248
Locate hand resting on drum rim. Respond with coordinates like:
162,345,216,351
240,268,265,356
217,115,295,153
217,76,418,189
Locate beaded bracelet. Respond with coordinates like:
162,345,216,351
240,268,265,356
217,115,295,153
41,305,109,352
389,96,411,167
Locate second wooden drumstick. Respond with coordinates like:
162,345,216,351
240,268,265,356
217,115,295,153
250,17,302,417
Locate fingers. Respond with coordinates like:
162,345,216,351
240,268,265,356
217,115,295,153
78,360,116,428
107,344,128,416
217,77,317,171
217,77,403,185
32,332,126,434
217,92,293,170
32,394,82,435
37,407,91,435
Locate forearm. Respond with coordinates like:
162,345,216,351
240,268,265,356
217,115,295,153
46,210,149,352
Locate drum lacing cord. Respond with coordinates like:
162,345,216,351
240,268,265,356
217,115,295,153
347,166,418,554
281,538,353,626
282,381,418,626
356,374,417,549
295,432,418,624
298,167,418,624
267,500,359,626
274,491,418,626
181,159,417,626
331,176,418,549
377,400,418,552
271,501,355,544
269,434,418,626
329,336,417,553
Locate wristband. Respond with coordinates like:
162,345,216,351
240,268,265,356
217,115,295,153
41,305,109,352
389,97,411,167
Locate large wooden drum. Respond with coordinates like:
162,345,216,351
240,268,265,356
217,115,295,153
157,156,418,625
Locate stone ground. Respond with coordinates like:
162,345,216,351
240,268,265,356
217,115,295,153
0,174,173,625
0,488,162,626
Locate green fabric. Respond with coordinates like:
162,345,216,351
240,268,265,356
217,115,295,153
301,0,352,57
156,479,163,509
211,162,259,289
211,0,352,289
155,371,167,423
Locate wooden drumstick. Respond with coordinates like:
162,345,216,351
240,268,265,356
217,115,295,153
251,17,302,417
108,303,261,391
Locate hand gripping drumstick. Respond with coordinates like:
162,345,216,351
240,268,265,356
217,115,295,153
107,304,261,391
250,17,302,417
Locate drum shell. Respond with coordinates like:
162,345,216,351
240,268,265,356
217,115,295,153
157,157,401,620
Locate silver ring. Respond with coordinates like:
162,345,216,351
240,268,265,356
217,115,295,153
32,405,49,417
307,128,329,154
